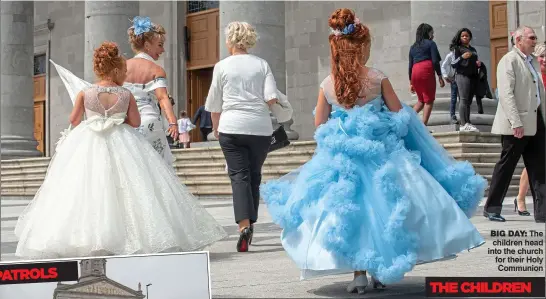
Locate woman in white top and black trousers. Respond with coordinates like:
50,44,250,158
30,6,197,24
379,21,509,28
205,21,279,252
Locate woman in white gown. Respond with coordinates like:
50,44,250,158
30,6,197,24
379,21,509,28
14,42,227,259
124,16,178,164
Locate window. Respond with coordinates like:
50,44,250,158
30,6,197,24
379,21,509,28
34,54,46,76
187,1,219,14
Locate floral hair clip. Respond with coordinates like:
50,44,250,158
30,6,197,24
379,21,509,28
130,16,153,36
330,17,361,36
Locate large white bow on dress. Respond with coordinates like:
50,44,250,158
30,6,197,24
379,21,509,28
85,114,127,132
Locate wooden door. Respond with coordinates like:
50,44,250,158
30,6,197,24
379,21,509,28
186,8,219,70
33,75,46,154
187,68,213,142
489,1,509,90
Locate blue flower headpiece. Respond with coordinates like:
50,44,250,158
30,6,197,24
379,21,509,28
331,17,361,36
131,16,153,36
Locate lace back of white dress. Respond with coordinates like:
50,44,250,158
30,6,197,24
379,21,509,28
320,68,388,107
84,86,131,118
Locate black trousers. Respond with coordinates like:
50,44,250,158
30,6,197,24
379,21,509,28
484,111,545,221
219,133,271,224
200,127,212,141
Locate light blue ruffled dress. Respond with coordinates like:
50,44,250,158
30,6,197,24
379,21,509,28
260,68,486,284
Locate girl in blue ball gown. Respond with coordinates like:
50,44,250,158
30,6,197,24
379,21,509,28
260,8,486,295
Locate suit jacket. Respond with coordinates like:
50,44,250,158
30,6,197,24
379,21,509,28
491,47,545,136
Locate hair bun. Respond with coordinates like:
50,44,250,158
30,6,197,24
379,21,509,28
94,41,119,60
93,41,125,79
329,8,356,30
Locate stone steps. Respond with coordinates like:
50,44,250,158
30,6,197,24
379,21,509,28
0,132,525,198
173,150,315,165
473,162,525,176
432,131,500,144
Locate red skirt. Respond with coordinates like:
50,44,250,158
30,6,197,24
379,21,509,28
411,60,436,104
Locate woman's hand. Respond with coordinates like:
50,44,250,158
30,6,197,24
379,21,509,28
214,129,219,139
267,98,278,107
167,124,179,140
438,77,445,88
462,52,472,59
409,84,415,94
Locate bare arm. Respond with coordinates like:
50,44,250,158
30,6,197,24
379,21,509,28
125,93,141,128
152,67,178,139
381,78,403,112
153,68,177,125
69,91,85,126
314,89,332,127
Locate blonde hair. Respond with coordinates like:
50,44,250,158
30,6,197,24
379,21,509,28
127,23,166,52
224,21,258,50
534,42,545,57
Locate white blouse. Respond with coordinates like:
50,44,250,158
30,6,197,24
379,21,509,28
205,54,278,136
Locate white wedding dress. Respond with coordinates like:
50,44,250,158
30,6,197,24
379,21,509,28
124,52,174,164
14,85,227,259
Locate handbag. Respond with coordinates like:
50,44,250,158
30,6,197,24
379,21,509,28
269,125,290,153
269,90,293,123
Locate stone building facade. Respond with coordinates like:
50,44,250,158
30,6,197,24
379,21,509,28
1,1,544,159
53,259,146,299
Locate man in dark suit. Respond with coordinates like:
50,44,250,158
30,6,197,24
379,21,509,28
484,26,545,223
192,103,213,141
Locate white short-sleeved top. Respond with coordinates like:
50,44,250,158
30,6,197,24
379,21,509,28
205,54,278,136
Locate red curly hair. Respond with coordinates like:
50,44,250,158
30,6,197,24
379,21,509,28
328,8,371,108
93,41,126,79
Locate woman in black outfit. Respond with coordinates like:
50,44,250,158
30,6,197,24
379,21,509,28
450,28,480,132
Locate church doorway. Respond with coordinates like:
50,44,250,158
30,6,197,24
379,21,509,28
185,4,219,142
186,68,213,142
33,54,47,155
489,0,509,90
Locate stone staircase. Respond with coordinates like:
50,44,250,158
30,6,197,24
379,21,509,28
0,132,525,199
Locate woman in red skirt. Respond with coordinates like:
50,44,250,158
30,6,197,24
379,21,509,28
409,23,445,125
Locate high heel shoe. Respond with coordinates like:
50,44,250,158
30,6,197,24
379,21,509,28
514,198,531,216
248,224,254,245
237,227,251,252
371,276,386,289
347,274,368,294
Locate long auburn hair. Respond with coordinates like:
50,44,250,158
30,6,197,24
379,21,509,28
328,8,371,108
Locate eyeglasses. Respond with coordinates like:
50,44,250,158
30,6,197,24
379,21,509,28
527,36,537,40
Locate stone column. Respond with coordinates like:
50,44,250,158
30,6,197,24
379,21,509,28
410,1,496,132
0,2,41,159
84,1,139,82
218,1,299,140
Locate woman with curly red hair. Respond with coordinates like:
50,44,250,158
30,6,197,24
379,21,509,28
261,8,486,294
14,41,227,260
